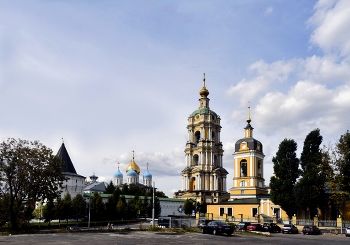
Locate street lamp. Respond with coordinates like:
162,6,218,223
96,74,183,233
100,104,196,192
152,181,155,227
88,191,91,228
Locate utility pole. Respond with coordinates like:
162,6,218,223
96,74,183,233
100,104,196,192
88,191,91,228
152,181,155,227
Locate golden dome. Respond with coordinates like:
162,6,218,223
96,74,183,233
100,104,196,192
126,151,140,174
199,73,209,98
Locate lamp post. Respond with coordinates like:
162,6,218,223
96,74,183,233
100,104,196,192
152,181,155,227
88,190,91,228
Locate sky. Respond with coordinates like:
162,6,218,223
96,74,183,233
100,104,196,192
1,0,350,198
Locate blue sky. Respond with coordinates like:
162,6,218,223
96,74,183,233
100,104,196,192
1,0,350,197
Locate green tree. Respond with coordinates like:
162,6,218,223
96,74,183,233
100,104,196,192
71,194,87,223
335,130,350,194
270,139,300,219
155,191,168,198
62,192,72,224
183,199,195,215
329,130,350,217
54,197,65,227
104,181,116,194
295,129,332,218
43,198,55,228
90,192,105,221
116,196,127,220
0,138,65,231
105,188,121,220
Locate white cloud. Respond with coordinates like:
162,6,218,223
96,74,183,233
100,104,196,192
308,0,350,58
265,7,273,15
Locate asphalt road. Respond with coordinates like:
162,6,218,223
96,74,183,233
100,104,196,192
1,231,349,245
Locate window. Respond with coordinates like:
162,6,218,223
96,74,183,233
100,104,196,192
213,155,217,166
240,160,247,177
220,208,224,216
252,208,258,217
241,190,244,194
194,131,200,146
227,208,233,216
193,154,199,165
240,180,246,187
274,208,280,218
258,160,262,177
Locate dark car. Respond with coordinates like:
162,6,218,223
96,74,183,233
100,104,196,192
201,221,234,236
263,223,281,233
247,223,263,231
197,219,211,228
281,224,298,234
236,222,251,231
302,225,321,235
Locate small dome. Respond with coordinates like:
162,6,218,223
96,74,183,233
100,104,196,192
114,169,123,178
143,169,152,178
199,86,209,98
126,168,137,177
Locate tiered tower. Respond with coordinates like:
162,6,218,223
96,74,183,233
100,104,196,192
230,104,268,199
175,74,229,203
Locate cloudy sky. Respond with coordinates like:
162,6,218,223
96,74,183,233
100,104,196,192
1,0,350,197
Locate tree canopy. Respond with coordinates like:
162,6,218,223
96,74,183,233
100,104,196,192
270,138,300,219
295,129,332,217
0,138,65,231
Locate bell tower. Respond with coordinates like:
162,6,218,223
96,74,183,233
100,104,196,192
174,74,229,203
230,103,267,199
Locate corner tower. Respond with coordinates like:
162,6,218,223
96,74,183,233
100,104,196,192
175,74,228,203
230,104,267,199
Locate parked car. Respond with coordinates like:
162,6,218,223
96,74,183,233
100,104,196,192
66,226,80,231
302,225,321,235
247,223,263,231
281,224,298,234
201,221,234,236
345,227,350,237
236,222,251,231
263,223,281,233
197,219,211,228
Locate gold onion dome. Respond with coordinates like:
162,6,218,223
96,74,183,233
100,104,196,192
126,151,140,174
199,73,209,98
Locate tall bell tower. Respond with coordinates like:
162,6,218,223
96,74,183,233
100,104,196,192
174,74,229,203
230,104,268,199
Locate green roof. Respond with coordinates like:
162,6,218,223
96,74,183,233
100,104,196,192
191,108,218,117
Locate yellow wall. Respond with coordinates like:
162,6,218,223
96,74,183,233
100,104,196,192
206,200,289,221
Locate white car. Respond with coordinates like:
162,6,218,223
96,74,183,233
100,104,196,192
345,227,350,237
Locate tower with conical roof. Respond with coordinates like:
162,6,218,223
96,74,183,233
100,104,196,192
230,103,267,199
175,74,229,203
56,141,85,198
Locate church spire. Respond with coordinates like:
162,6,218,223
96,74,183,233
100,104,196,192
247,101,251,124
199,73,209,98
244,102,254,138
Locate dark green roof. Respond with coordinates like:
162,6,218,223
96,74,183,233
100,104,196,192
191,107,218,117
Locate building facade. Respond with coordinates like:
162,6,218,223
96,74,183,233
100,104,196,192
56,142,85,199
175,75,229,203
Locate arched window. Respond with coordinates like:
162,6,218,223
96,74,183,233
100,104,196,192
240,160,247,177
258,160,262,177
212,131,215,142
240,180,246,187
193,154,199,166
194,131,200,146
213,155,217,166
